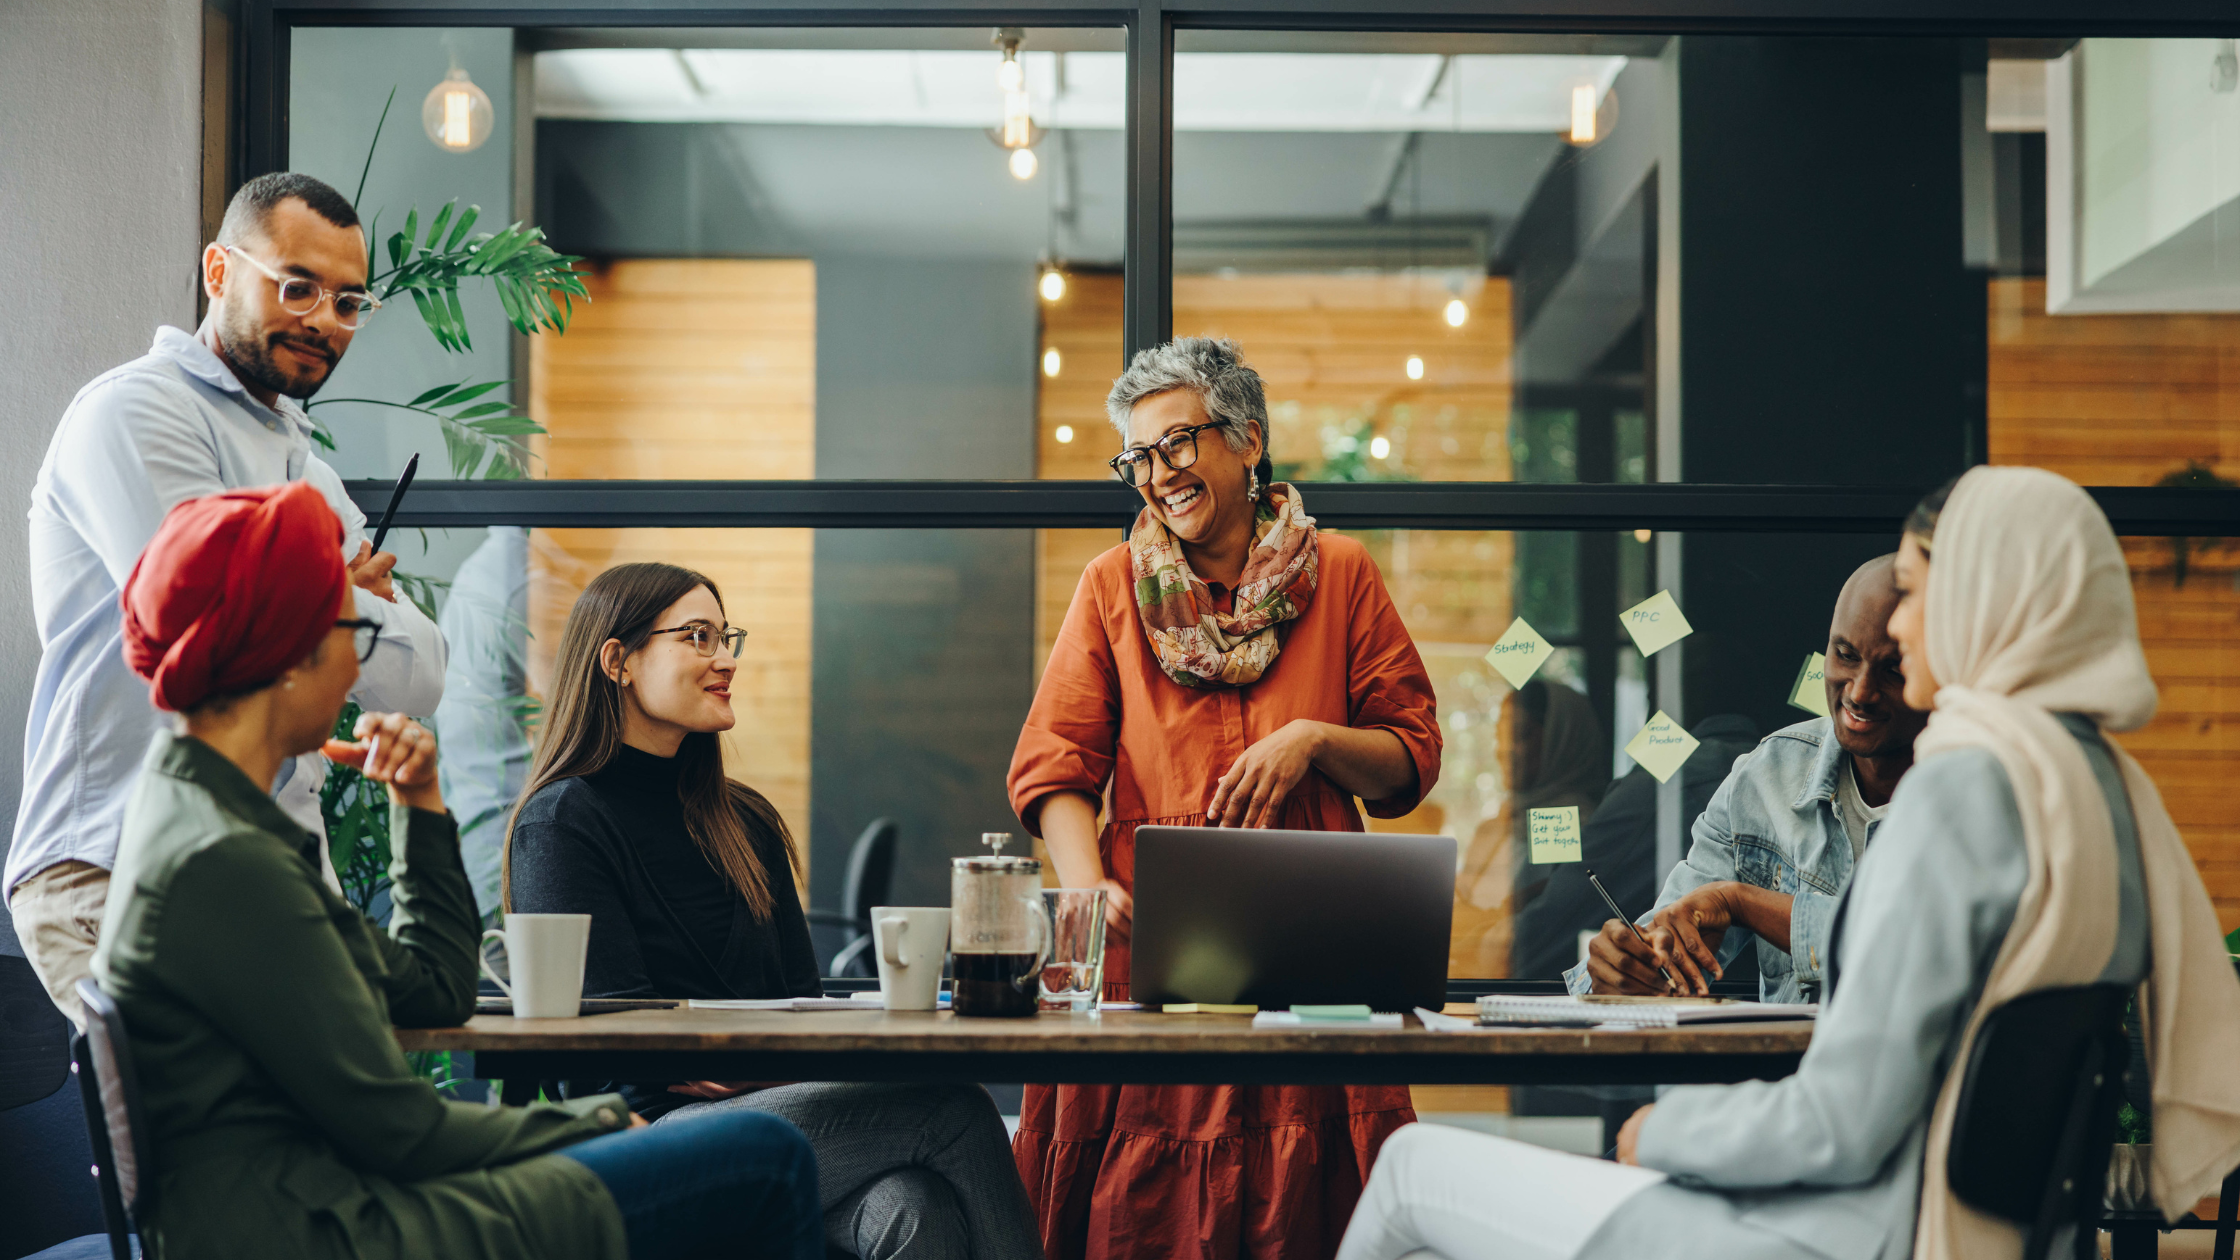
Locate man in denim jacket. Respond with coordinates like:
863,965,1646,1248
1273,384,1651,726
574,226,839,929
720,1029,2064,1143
1567,555,1923,1002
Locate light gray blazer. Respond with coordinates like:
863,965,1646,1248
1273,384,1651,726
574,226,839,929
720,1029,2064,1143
1578,715,2150,1260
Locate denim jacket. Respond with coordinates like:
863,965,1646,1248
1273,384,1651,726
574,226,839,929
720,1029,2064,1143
1566,717,1871,1004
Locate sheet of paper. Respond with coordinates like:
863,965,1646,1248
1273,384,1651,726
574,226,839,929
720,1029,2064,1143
1484,617,1555,688
1789,651,1830,717
688,997,887,1011
1527,806,1583,864
1624,711,1700,783
1619,589,1694,657
1253,1011,1404,1029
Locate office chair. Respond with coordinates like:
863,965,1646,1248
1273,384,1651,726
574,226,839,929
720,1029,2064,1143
72,979,151,1260
806,817,899,977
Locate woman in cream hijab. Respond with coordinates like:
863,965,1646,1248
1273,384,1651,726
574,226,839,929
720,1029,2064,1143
1336,466,2240,1260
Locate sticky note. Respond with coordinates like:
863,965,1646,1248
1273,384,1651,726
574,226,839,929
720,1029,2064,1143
1625,711,1700,783
1485,617,1555,688
1620,590,1694,657
1528,806,1583,864
1291,1005,1374,1020
1789,651,1830,717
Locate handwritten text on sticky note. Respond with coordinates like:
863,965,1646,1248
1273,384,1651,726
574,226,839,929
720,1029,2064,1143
1789,651,1830,717
1485,617,1555,688
1620,589,1694,657
1624,710,1700,783
1528,806,1583,864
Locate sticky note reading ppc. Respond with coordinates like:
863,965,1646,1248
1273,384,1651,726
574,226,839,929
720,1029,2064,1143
1619,589,1694,657
1528,806,1583,864
1789,651,1830,717
1624,711,1700,783
1485,617,1555,688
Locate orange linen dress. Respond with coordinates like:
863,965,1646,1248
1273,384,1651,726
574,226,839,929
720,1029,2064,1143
1008,532,1443,1260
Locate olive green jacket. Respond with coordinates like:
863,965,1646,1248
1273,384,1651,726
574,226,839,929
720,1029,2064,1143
93,733,631,1260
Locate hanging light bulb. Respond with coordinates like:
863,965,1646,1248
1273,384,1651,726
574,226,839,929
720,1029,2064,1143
1370,435,1392,460
1405,355,1425,381
423,65,494,153
1056,424,1076,444
1444,297,1469,328
1010,148,1039,180
1039,270,1067,302
989,28,1043,180
1570,84,1598,145
1043,347,1063,377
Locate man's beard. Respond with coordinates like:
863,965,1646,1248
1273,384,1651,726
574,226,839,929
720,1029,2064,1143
214,305,338,401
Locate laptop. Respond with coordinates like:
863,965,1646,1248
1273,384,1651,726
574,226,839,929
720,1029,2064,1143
1129,826,1457,1011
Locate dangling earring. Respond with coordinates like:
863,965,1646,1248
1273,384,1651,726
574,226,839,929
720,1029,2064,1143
1248,470,1262,501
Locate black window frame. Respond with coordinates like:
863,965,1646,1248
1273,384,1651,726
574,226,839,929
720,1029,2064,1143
242,0,2240,538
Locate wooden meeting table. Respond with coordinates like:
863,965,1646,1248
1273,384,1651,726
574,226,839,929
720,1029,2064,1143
395,1006,1814,1108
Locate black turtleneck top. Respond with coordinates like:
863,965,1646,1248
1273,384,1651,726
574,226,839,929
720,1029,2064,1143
508,744,820,1113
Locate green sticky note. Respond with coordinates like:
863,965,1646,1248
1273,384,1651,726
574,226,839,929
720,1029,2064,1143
1625,711,1701,783
1292,1005,1374,1019
1789,651,1830,717
1620,589,1694,657
1484,617,1555,688
1527,806,1583,864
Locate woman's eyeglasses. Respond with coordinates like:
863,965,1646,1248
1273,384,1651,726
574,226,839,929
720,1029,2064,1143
1108,421,1225,488
222,246,383,329
648,621,748,659
336,618,382,663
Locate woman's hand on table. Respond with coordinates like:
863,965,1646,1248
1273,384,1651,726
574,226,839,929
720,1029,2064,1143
1615,1105,1655,1165
628,1111,650,1129
667,1081,787,1101
1209,720,1324,828
323,711,444,814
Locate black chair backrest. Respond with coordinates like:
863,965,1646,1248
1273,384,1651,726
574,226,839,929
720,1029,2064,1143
0,953,70,1110
842,818,899,923
1948,983,2131,1258
75,979,156,1229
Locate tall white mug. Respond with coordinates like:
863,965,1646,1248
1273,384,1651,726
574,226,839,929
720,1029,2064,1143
871,907,951,1011
479,913,592,1018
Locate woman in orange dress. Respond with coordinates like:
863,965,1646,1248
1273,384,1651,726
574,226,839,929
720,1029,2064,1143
1008,337,1443,1260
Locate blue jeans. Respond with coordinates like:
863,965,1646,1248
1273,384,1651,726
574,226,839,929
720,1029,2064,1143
559,1109,821,1259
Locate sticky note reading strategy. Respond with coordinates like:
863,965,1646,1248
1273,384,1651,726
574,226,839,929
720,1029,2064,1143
1485,617,1555,688
1528,806,1583,864
1625,711,1701,783
1620,590,1694,657
1789,651,1831,717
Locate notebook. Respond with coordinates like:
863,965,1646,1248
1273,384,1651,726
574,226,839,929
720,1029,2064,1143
1473,994,1819,1028
688,997,889,1012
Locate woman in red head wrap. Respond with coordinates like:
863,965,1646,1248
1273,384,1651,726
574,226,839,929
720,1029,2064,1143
94,484,821,1260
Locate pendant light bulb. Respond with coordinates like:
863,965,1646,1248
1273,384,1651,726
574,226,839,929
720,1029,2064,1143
1370,436,1392,460
1405,355,1425,381
1055,424,1076,443
1443,298,1469,328
423,65,494,153
1040,270,1067,302
999,51,1025,93
1569,83,1598,145
1043,347,1063,377
1010,147,1039,180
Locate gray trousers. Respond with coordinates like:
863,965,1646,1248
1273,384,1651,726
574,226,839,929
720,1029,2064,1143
656,1081,1043,1260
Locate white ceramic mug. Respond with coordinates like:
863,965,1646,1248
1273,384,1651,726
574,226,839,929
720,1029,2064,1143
479,913,592,1018
871,907,951,1011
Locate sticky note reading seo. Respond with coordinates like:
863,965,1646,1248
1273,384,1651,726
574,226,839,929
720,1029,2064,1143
1624,711,1700,783
1485,617,1555,688
1528,806,1583,864
1789,651,1831,717
1620,590,1694,657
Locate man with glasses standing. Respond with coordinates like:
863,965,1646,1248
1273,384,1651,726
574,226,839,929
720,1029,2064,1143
6,172,447,1025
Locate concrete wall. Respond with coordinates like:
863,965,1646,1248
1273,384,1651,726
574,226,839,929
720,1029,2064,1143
0,0,207,939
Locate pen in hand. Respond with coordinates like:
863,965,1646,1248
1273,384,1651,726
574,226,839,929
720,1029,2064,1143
1585,867,1679,993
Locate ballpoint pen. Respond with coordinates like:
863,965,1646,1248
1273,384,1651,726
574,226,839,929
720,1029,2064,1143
368,452,419,556
1585,866,1679,993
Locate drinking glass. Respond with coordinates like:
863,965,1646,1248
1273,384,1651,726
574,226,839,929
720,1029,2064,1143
1039,888,1108,1012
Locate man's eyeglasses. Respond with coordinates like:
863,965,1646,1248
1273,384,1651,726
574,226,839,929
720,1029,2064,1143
648,621,748,659
337,618,382,663
222,246,382,329
1108,421,1226,488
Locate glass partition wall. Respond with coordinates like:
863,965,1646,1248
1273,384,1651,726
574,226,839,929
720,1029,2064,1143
264,13,2240,1006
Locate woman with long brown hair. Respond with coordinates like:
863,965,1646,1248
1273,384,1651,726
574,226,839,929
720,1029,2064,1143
506,562,1041,1260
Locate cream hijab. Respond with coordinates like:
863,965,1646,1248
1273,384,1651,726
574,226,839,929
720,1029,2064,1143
1911,466,2240,1258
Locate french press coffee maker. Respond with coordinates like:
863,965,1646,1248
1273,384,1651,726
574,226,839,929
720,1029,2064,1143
950,833,1048,1018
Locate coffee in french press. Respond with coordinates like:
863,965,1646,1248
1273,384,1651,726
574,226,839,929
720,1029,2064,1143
950,833,1048,1018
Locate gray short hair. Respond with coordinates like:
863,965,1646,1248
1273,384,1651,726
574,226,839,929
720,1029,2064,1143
1105,338,1271,479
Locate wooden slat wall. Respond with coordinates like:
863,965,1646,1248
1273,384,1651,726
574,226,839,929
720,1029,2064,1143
527,260,816,873
1988,277,2240,931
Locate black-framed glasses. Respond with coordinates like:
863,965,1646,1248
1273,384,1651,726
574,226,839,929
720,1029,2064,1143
336,618,381,663
1108,421,1226,488
648,621,748,659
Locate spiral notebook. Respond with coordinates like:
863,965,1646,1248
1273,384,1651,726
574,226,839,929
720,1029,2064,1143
1473,995,1818,1028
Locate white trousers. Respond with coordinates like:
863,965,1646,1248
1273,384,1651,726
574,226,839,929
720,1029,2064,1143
1337,1123,1669,1260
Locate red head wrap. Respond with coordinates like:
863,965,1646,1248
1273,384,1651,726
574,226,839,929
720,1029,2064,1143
121,481,349,712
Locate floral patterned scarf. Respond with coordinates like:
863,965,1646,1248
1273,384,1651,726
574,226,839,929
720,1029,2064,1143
1129,483,1319,688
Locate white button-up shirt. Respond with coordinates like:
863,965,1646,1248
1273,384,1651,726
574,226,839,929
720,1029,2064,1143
7,326,448,897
